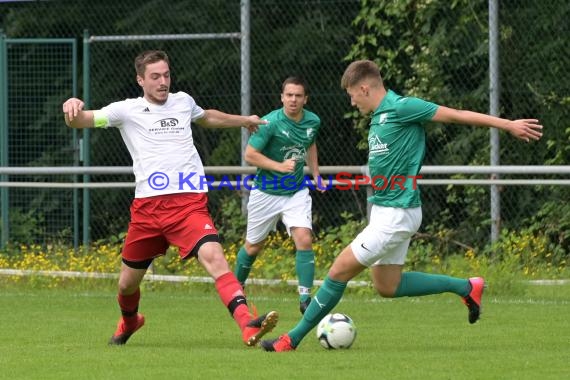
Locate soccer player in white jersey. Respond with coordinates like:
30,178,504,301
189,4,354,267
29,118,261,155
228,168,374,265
233,76,324,314
261,59,543,352
62,50,278,347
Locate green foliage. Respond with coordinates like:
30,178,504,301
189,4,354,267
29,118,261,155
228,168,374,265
486,228,568,278
344,0,570,259
527,198,570,253
2,208,45,245
211,194,247,245
345,0,488,151
522,122,570,254
434,180,491,244
2,218,567,295
315,212,367,270
2,0,569,263
406,227,568,296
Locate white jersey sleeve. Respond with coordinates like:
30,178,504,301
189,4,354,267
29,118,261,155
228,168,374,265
99,101,128,128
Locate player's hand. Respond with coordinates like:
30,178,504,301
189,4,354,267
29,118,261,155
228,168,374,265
506,119,543,142
63,98,85,121
314,175,327,193
243,115,268,133
279,158,296,173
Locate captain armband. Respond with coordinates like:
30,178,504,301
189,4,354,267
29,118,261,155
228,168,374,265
92,110,110,128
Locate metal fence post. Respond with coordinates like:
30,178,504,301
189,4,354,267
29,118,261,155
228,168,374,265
71,39,79,251
82,29,91,247
0,32,9,248
240,0,251,215
489,0,501,244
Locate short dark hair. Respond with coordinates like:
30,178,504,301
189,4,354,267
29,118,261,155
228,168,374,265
282,76,309,95
341,60,383,89
134,50,170,77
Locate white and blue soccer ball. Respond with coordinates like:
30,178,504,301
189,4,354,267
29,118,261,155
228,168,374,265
316,313,357,349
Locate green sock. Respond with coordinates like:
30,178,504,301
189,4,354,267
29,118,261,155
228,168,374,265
394,271,470,298
288,276,347,347
296,250,315,302
234,246,256,286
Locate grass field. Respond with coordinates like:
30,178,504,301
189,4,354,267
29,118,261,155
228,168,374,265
0,281,568,380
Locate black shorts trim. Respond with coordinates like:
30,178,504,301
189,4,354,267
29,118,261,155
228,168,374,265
122,257,154,269
184,234,221,259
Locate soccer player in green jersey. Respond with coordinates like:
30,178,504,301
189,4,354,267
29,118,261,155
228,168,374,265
234,76,325,314
261,60,543,351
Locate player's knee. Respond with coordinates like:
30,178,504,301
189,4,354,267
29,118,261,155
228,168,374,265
209,257,231,273
292,233,312,250
245,240,264,255
199,244,225,262
296,237,313,250
118,281,139,295
327,267,351,283
203,259,231,279
374,284,396,298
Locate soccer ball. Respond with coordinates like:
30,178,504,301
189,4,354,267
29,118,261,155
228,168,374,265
316,313,357,349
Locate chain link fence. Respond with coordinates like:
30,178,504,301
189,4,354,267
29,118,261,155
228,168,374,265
1,0,568,252
0,38,79,245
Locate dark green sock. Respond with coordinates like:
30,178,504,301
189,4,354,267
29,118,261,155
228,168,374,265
394,271,470,298
288,276,347,347
233,246,256,286
295,250,315,302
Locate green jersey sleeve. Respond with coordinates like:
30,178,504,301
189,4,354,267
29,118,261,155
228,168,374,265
395,97,439,125
248,121,273,151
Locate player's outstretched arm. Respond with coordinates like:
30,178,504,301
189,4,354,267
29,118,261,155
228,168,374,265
432,106,543,142
196,109,267,133
62,98,95,129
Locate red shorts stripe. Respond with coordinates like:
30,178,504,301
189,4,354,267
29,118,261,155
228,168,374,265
121,193,219,262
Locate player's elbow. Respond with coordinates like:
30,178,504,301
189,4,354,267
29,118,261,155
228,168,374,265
69,120,93,129
244,147,258,165
244,153,255,166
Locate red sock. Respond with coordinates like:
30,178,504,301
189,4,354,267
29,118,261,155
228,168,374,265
215,272,251,330
117,288,140,328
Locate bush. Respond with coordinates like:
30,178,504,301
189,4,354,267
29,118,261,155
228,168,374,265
1,219,567,293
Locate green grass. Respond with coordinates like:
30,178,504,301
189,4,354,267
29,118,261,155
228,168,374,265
0,281,568,380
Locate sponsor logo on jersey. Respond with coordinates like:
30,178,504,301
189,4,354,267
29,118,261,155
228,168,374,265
369,134,389,155
153,118,179,127
281,145,306,162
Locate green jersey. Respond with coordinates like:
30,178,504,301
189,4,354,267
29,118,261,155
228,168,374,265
249,107,321,195
367,90,438,208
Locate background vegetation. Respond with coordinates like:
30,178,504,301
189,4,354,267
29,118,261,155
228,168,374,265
0,1,568,266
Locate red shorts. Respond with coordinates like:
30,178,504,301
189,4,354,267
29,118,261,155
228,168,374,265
122,192,219,263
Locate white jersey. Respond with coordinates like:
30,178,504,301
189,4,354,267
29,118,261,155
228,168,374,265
98,91,207,198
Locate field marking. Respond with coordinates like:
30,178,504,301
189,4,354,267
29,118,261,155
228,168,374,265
0,268,568,288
